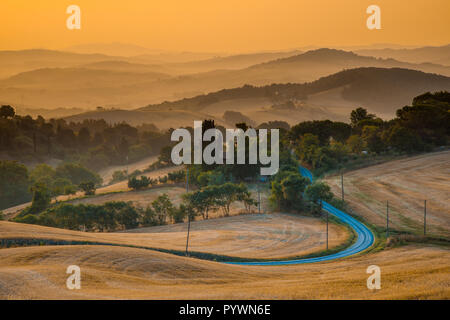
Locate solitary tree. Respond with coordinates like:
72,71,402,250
350,107,375,127
151,193,174,225
79,181,96,196
0,105,15,119
305,181,334,214
29,182,52,214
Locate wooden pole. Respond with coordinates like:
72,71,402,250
258,180,261,214
326,206,329,251
424,200,427,236
386,200,389,238
186,215,191,256
185,167,191,256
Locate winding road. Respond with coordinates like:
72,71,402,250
225,166,375,266
2,166,374,266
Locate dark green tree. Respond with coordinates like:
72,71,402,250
79,181,96,196
0,105,15,119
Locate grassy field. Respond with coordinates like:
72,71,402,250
325,150,450,238
0,152,449,299
0,211,348,259
0,244,448,299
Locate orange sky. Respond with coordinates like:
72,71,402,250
1,0,449,52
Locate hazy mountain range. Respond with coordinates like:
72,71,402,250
0,44,449,127
63,67,450,129
356,45,450,65
1,47,449,111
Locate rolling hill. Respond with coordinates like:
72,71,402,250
2,48,450,110
163,50,303,73
356,44,450,66
78,60,173,75
63,67,450,128
0,49,124,79
64,42,161,57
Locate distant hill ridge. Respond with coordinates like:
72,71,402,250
139,67,450,113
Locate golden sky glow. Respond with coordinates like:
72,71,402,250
1,0,449,52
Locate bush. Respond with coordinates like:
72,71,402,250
79,181,96,196
170,204,188,223
168,170,185,183
158,175,168,184
14,214,38,224
29,182,52,214
110,170,127,184
128,176,152,190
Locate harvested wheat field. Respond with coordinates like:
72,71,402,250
67,184,270,219
69,186,187,208
0,212,348,259
325,150,450,238
0,244,448,299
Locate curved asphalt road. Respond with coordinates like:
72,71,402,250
225,166,375,266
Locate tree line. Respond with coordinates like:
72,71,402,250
289,91,449,175
0,160,101,210
0,105,170,172
13,181,257,231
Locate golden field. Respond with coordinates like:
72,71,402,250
0,152,449,299
0,244,448,299
325,150,450,238
0,212,348,260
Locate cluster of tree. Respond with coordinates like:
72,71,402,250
13,193,192,231
143,193,190,225
0,160,31,209
268,152,334,214
128,176,157,190
127,170,186,191
14,201,142,231
0,160,101,210
289,92,449,175
183,182,256,219
0,106,171,171
13,179,257,231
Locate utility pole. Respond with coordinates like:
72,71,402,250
126,155,129,180
341,171,344,202
185,167,191,256
257,179,261,214
424,200,427,236
326,206,329,251
386,200,389,238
